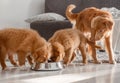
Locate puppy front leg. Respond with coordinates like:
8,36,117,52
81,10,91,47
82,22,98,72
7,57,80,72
69,52,76,63
104,36,116,64
17,51,27,70
63,48,73,65
27,55,34,66
79,45,87,64
89,42,101,64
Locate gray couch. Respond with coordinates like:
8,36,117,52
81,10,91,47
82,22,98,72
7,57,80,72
30,0,120,40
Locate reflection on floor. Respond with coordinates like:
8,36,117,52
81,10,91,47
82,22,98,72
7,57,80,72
0,63,120,83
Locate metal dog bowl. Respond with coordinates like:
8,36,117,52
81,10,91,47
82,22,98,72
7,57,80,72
31,61,64,71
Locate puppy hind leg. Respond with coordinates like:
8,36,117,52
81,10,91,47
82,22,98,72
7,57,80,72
17,51,27,70
0,46,7,70
0,55,7,70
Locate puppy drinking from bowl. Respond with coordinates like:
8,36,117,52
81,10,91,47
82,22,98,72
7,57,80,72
48,28,101,66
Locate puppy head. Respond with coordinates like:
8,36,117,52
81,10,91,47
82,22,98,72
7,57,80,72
33,45,50,63
50,42,65,62
91,16,114,40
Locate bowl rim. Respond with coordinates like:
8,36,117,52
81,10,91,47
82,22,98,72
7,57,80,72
31,61,64,71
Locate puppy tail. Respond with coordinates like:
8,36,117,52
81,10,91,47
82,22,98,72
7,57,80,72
66,4,78,23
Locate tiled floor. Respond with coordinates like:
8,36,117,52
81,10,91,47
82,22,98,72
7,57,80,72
0,62,120,83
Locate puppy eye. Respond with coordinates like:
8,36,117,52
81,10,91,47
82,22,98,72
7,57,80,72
98,30,102,33
98,30,104,33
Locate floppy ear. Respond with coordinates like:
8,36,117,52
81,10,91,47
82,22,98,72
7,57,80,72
52,42,65,61
51,55,60,62
52,42,62,50
33,48,47,63
103,20,114,30
52,42,65,54
33,47,43,59
33,52,39,60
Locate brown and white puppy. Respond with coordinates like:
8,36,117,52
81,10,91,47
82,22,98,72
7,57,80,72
48,29,101,65
0,28,50,70
66,4,115,64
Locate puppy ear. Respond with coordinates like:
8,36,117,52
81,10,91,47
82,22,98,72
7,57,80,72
52,42,64,53
53,42,65,59
52,42,59,50
33,48,43,59
33,48,47,63
33,52,39,60
103,20,114,30
91,16,114,30
51,55,60,62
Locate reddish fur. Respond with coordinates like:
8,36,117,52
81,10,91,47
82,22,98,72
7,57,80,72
66,4,115,64
0,28,50,70
48,29,101,65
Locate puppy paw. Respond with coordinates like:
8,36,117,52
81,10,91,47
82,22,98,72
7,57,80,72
94,61,102,64
109,60,116,64
2,67,11,71
63,62,69,66
83,60,88,65
14,63,19,67
19,65,27,71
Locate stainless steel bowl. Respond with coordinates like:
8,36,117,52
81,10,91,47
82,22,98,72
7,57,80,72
31,61,64,71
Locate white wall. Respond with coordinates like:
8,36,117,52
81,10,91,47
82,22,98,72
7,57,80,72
0,0,45,29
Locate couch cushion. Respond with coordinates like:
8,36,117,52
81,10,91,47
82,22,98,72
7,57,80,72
45,0,120,17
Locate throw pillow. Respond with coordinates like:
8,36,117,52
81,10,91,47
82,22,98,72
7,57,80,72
25,13,66,23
